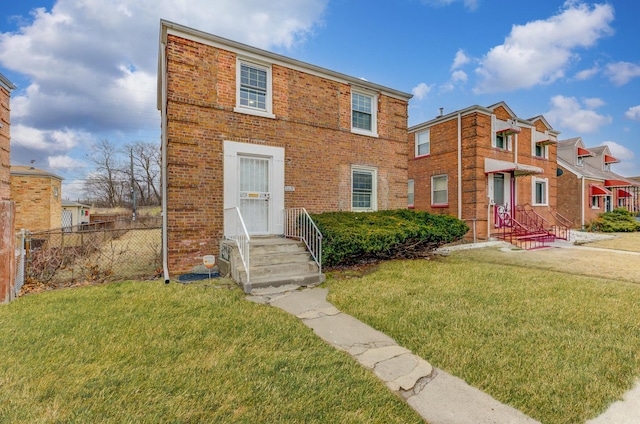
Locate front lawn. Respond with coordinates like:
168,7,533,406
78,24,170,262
327,253,640,424
0,281,422,423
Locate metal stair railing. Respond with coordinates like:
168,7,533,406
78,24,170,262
284,208,323,276
224,207,251,292
497,207,553,250
551,211,572,241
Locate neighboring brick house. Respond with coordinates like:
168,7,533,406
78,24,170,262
10,166,63,232
557,137,639,228
1,71,16,303
408,102,562,243
158,20,412,275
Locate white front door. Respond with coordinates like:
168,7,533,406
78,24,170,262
239,156,270,234
489,172,512,227
224,141,285,237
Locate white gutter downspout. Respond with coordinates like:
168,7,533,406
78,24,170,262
580,176,585,229
457,112,462,220
160,39,170,284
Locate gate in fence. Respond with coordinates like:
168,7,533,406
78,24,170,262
14,229,26,296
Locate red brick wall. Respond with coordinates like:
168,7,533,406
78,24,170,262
0,85,11,201
164,35,409,272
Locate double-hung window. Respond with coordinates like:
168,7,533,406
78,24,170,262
415,130,430,157
408,179,414,208
235,60,274,118
431,175,448,206
532,177,548,206
535,143,546,158
495,133,508,150
351,90,377,136
577,156,584,166
352,166,377,211
591,196,599,209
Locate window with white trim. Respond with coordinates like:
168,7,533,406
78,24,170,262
577,156,583,166
351,90,377,136
532,177,548,206
604,163,611,172
415,130,430,157
351,166,377,211
431,175,448,206
235,60,273,118
493,133,512,150
591,196,599,209
408,179,414,208
534,143,548,159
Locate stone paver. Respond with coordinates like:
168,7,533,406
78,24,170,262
252,287,540,424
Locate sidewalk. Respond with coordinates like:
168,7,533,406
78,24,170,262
248,287,540,424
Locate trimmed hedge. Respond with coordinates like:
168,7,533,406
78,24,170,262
588,208,640,233
310,209,469,267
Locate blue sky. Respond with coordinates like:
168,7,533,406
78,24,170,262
1,0,639,199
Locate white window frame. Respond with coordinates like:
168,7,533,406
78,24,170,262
234,58,275,119
591,196,599,209
532,177,548,206
431,174,448,207
408,179,414,208
604,163,611,172
351,166,377,212
415,130,430,157
351,88,378,137
577,156,584,167
534,143,548,159
491,116,513,151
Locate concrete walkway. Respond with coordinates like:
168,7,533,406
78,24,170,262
248,287,540,424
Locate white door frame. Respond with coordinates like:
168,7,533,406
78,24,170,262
223,141,284,236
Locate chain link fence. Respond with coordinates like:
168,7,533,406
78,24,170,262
18,216,161,295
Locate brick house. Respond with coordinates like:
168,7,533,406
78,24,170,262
158,20,412,283
1,72,16,303
10,166,63,232
557,137,639,228
408,102,566,246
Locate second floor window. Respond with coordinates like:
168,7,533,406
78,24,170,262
495,133,507,150
240,62,267,110
416,130,430,157
351,90,377,136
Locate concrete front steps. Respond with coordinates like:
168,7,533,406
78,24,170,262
219,236,325,293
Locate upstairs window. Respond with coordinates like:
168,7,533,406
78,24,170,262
235,60,274,118
577,156,584,166
495,133,508,150
351,90,378,136
415,130,430,157
534,143,548,159
604,163,611,172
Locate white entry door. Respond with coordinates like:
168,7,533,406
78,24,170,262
239,156,270,234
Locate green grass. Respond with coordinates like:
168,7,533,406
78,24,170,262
0,281,422,423
327,255,640,424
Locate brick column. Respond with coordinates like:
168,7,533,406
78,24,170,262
0,200,15,303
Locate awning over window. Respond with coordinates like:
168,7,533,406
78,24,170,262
495,120,521,135
484,158,543,176
604,155,619,163
577,147,593,157
617,188,633,198
605,179,631,187
589,184,611,196
534,131,556,145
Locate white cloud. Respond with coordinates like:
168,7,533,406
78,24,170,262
605,61,640,86
0,0,327,161
625,105,640,121
574,65,600,80
11,124,90,152
412,82,434,101
602,141,634,160
474,2,614,94
583,97,605,109
451,70,468,83
48,155,87,169
451,49,471,70
545,95,612,133
422,0,478,11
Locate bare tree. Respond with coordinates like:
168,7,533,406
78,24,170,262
84,140,128,207
123,141,161,206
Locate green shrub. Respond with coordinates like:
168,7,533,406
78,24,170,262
310,209,469,267
588,208,640,233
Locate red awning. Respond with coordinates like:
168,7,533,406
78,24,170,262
605,179,631,187
577,147,593,157
617,188,633,198
589,184,612,196
604,154,619,163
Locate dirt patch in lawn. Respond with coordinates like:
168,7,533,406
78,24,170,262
454,242,640,284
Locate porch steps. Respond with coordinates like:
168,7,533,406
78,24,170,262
219,236,324,293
